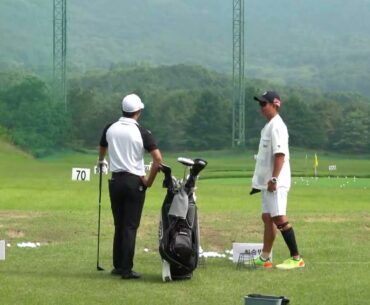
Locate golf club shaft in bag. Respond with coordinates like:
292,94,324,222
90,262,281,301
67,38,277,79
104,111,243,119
96,164,104,271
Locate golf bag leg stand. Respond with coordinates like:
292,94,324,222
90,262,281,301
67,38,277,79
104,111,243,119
161,259,172,282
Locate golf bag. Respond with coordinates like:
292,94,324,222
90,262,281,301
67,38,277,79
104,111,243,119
158,158,207,281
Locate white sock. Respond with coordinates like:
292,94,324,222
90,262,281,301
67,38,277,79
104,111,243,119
261,252,271,260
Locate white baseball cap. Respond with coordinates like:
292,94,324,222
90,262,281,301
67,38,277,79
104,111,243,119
121,94,145,112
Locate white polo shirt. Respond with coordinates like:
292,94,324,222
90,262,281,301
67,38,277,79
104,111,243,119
252,114,291,190
99,117,157,176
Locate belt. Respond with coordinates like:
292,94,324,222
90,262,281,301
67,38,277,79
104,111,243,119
112,171,136,178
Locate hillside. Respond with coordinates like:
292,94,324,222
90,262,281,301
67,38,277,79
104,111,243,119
1,64,370,155
0,139,33,162
1,0,370,93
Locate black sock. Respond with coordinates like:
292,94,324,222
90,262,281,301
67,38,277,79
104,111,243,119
281,227,299,257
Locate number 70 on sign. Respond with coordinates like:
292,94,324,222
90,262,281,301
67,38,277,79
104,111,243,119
71,168,91,181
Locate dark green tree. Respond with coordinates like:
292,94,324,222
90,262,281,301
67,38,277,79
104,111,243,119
0,75,69,156
333,103,370,152
281,95,326,148
186,90,231,150
151,90,197,151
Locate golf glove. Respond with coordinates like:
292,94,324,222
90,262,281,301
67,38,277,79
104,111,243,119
96,159,109,174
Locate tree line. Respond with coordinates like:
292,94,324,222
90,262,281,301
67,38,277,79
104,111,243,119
0,64,369,157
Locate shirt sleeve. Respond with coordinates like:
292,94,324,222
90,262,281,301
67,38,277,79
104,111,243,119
99,124,112,148
271,125,289,155
138,125,158,152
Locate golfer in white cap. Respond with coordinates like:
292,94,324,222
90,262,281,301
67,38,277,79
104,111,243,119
98,93,162,279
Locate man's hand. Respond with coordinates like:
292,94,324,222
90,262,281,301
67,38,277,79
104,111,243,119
144,149,162,188
267,179,277,192
141,176,148,187
96,159,109,174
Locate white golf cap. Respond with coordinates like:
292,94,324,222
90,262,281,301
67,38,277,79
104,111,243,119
121,94,145,113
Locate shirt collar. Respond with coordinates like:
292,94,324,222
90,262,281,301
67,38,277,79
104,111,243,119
118,117,138,125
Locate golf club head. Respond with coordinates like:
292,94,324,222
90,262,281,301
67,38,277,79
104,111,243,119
97,265,104,271
160,163,173,189
160,163,172,176
177,157,195,167
190,158,208,177
185,158,207,189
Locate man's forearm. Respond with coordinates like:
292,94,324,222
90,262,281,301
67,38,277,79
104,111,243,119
146,149,162,187
272,153,285,178
99,146,107,161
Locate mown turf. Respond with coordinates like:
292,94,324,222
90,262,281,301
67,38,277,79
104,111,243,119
0,143,369,305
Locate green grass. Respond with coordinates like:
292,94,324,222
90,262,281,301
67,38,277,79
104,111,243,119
0,142,369,305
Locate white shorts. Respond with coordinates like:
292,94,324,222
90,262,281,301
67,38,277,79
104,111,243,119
261,188,288,217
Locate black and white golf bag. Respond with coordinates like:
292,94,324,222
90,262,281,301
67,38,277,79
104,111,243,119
158,158,207,281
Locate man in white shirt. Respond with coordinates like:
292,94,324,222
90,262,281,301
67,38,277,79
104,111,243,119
98,93,162,279
251,91,305,270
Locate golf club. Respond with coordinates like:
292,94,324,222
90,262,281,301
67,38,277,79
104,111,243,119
177,157,194,181
96,163,104,271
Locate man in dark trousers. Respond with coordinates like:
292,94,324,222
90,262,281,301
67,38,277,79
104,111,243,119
98,93,162,279
251,91,305,270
